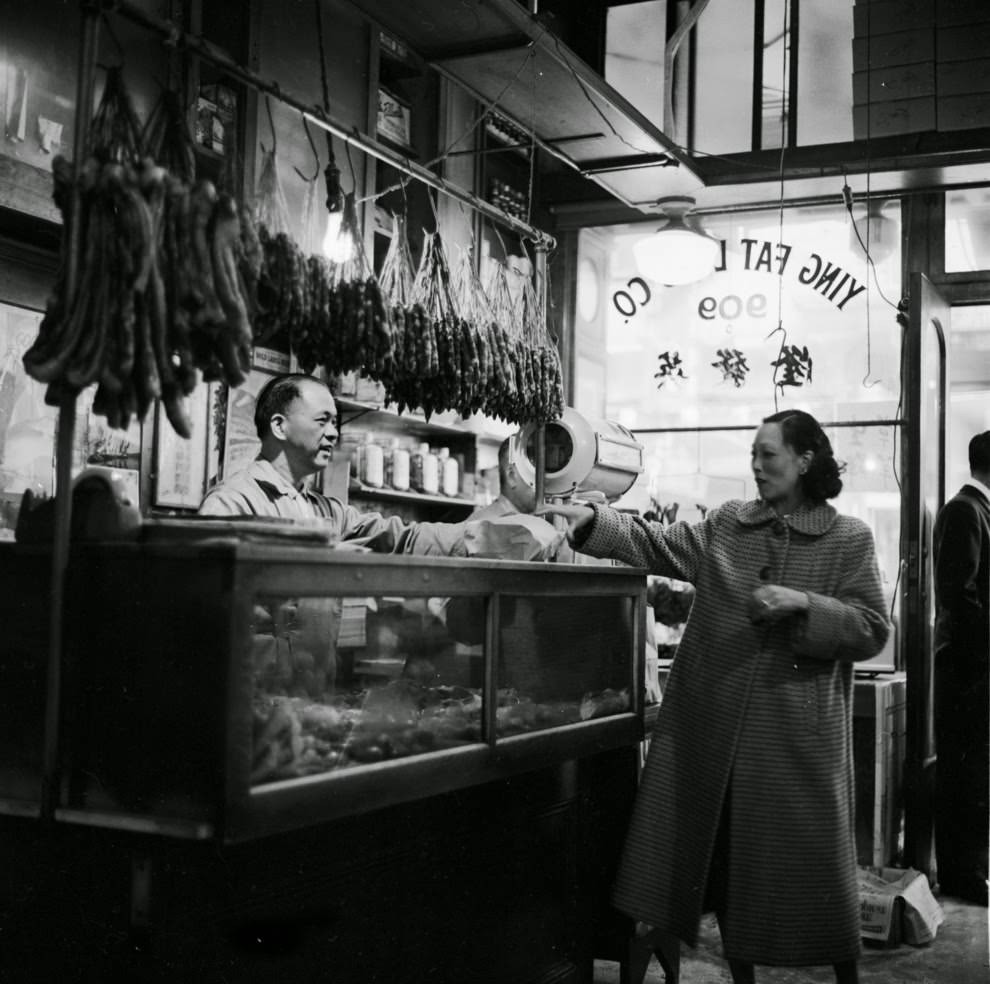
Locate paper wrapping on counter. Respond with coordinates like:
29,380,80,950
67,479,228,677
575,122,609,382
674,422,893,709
462,515,565,561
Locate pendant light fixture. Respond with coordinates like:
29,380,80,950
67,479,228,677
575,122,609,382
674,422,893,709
849,198,897,264
320,149,353,262
633,195,721,286
316,0,352,264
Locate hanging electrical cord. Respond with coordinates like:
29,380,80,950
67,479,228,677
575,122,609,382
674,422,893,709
767,0,791,413
314,0,344,220
547,32,663,161
524,46,538,227
361,26,548,211
293,114,324,255
842,172,886,391
842,180,899,311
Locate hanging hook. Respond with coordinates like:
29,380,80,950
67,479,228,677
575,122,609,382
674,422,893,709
292,114,321,183
344,132,360,191
264,95,277,153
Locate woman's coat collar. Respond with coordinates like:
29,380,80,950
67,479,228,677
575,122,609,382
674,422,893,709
736,498,838,536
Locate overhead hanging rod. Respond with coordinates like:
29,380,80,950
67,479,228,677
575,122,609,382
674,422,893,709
99,0,556,249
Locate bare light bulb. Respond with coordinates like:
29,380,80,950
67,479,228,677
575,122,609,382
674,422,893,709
322,209,353,262
321,157,354,263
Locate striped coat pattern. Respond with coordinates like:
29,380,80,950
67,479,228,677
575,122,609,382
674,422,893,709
580,499,890,966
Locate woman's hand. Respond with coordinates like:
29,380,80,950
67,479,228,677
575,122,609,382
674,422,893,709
535,502,595,539
749,584,809,624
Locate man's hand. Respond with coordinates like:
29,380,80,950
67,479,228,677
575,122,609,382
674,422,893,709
749,584,809,624
535,502,595,539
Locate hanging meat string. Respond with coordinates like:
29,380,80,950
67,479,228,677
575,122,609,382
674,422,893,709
23,66,150,422
373,211,417,392
252,135,306,347
484,258,524,420
327,192,391,379
515,254,565,424
142,88,259,432
451,245,495,419
22,54,560,440
22,69,260,437
288,191,389,383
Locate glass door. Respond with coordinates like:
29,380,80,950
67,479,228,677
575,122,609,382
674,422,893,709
902,272,949,879
945,305,990,494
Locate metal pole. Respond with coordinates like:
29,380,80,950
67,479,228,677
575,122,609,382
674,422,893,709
533,240,549,506
40,0,101,822
102,0,555,250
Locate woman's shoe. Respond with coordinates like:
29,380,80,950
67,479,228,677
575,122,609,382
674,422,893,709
626,926,680,984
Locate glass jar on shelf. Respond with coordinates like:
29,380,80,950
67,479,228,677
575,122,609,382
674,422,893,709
411,443,439,495
387,438,410,492
360,436,385,489
437,447,460,498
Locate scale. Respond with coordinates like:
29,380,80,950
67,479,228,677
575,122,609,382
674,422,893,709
511,407,644,503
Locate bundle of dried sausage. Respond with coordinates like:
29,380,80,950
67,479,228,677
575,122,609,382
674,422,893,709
23,73,261,436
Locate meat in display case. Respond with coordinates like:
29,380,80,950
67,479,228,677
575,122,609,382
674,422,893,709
0,535,646,841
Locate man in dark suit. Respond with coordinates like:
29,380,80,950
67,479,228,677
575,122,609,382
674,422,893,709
933,430,990,905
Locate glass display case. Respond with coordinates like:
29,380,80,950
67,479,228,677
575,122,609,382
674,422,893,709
0,535,645,842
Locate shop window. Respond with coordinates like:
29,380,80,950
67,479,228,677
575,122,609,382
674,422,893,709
692,0,854,154
604,0,667,131
946,305,990,496
575,199,903,668
583,201,902,432
945,189,990,273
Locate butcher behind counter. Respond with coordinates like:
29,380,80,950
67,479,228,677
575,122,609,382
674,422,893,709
199,372,563,696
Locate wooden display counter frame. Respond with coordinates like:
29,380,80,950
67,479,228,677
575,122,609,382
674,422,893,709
0,539,646,845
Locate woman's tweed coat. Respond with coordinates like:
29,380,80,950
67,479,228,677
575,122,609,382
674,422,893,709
579,498,890,966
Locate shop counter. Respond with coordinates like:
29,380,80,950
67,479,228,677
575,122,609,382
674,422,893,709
0,537,648,983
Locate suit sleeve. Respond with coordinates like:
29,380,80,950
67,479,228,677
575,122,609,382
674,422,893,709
793,521,891,663
934,498,985,629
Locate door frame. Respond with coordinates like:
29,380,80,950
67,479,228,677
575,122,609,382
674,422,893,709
901,271,949,880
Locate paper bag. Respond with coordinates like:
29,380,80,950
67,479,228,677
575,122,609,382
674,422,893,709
463,515,564,561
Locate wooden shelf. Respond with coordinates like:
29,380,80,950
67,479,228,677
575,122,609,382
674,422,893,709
349,482,476,512
338,398,479,440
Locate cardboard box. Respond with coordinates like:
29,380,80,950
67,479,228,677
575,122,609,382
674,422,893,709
938,92,990,131
376,87,411,148
853,96,936,138
936,22,990,62
935,0,990,28
334,371,386,404
852,28,933,70
937,58,990,96
853,674,906,868
200,83,237,121
859,867,944,946
195,96,221,152
854,0,934,37
852,62,935,103
195,84,237,155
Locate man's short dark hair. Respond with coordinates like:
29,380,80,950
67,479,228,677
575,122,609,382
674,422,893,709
969,431,990,474
253,373,324,439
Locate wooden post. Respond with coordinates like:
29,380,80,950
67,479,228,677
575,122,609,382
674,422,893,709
41,0,101,821
533,238,549,505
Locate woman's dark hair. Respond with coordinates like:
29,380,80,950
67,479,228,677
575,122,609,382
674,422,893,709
253,373,322,439
762,409,845,501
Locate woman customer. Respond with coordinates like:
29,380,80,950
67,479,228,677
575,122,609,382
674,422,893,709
540,410,890,984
